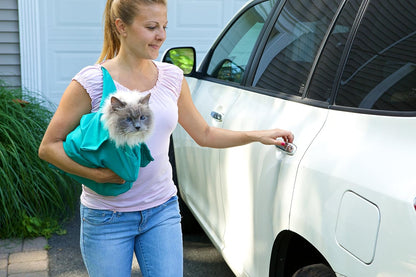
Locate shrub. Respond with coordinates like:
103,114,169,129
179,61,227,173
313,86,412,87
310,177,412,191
0,81,80,238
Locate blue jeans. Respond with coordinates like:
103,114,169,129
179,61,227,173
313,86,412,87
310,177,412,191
80,196,183,277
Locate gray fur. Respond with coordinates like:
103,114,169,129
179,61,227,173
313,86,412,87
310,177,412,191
101,90,154,147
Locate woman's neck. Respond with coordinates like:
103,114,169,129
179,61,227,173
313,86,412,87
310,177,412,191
102,55,158,91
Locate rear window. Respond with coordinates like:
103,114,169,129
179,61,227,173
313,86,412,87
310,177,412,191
336,0,416,112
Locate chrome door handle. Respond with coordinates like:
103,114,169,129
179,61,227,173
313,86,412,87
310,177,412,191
211,111,223,122
275,142,297,156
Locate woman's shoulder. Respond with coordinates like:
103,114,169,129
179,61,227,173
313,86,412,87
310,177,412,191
153,61,184,98
155,61,183,78
74,64,103,81
73,64,104,89
155,61,183,85
72,64,104,111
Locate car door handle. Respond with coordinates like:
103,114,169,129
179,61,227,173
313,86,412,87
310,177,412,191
275,142,297,156
211,111,223,122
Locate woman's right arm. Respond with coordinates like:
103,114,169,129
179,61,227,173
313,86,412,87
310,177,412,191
38,80,125,184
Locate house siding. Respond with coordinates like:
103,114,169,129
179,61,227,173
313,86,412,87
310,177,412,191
0,0,20,89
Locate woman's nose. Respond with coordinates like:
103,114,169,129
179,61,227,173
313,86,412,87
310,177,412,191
156,27,166,41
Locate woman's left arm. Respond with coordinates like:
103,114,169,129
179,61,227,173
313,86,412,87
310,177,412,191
177,79,294,148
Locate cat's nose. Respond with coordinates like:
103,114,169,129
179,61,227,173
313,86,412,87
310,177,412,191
135,126,141,131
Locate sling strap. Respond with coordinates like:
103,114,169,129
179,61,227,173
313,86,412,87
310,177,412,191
99,66,117,110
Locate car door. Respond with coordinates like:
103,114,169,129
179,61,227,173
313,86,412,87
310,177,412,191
216,0,344,275
172,0,277,248
291,0,416,275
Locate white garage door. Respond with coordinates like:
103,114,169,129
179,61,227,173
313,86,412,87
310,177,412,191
18,0,248,107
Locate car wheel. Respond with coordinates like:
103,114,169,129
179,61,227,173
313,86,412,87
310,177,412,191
292,264,336,277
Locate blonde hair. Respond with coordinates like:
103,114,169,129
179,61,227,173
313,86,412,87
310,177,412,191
97,0,167,63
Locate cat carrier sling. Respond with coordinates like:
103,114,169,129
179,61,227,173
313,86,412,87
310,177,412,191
53,67,154,196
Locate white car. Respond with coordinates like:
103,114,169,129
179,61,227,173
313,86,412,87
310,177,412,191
163,0,416,276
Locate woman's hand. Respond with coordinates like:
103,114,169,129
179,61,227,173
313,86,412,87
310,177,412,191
92,168,126,184
255,128,294,146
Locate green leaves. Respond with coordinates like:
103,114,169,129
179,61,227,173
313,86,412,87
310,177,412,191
21,214,65,239
0,81,81,238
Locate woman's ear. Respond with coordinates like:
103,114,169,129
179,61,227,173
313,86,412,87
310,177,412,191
115,18,127,37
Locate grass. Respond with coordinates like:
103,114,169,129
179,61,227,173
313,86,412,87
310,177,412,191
0,81,80,238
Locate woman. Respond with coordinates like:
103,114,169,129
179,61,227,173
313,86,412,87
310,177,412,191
38,0,294,276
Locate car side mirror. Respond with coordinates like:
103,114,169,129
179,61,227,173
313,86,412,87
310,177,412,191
162,47,196,76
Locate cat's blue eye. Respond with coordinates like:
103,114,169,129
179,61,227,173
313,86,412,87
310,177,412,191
126,117,133,122
140,115,147,121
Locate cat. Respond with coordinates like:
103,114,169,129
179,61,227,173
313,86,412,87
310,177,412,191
101,91,154,148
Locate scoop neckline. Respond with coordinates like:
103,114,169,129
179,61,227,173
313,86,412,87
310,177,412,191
99,61,160,93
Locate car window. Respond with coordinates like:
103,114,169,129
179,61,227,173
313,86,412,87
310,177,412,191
252,0,343,96
335,0,416,112
307,0,362,102
206,0,277,84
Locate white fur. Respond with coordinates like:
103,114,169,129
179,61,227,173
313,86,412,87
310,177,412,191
101,90,153,147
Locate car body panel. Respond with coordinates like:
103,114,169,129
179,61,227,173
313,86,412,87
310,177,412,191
218,90,328,276
292,109,416,276
173,77,241,247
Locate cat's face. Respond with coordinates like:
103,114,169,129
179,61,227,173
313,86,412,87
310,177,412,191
102,91,154,147
109,93,153,136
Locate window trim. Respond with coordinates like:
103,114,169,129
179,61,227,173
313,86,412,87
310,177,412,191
329,105,416,117
328,0,371,106
301,0,349,99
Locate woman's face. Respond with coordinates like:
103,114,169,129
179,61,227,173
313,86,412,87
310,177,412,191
123,3,168,60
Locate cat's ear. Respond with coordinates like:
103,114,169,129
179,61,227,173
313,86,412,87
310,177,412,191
110,96,126,110
139,93,151,105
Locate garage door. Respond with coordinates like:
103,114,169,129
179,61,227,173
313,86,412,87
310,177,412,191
18,0,248,107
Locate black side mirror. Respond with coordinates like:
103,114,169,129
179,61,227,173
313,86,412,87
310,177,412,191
162,47,196,76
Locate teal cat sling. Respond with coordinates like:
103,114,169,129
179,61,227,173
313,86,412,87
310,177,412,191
58,67,153,196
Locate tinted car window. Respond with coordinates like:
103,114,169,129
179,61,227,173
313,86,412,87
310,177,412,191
307,0,362,102
252,0,342,96
335,0,416,112
206,0,277,84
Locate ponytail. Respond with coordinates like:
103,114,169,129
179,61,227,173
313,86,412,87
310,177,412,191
96,0,168,63
97,0,120,63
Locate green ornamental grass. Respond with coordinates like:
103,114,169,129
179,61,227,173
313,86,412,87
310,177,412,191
0,81,80,238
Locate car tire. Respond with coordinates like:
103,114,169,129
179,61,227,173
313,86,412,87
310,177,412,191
292,264,336,277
